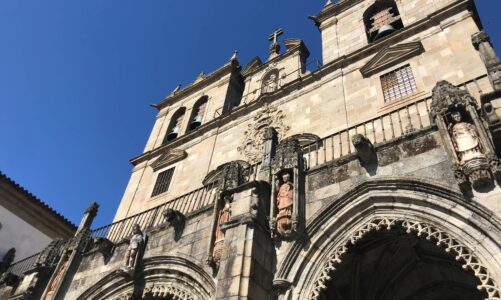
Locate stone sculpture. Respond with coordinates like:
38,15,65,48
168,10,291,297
124,224,144,271
449,110,485,164
263,73,278,94
276,172,294,237
212,196,231,264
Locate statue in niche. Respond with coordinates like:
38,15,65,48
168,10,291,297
449,110,485,164
212,196,231,264
124,224,144,271
276,171,294,236
262,71,279,94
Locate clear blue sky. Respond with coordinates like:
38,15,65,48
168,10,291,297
1,1,500,228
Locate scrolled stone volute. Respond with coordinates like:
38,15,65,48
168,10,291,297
352,134,377,165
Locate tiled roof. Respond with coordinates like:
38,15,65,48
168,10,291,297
0,171,77,231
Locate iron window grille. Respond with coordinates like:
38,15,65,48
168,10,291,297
151,168,175,197
381,65,417,102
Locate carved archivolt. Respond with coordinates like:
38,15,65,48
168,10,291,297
308,217,501,300
143,283,194,300
238,104,290,163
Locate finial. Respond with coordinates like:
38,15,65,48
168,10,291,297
230,50,238,61
195,71,206,82
85,202,99,217
325,0,332,6
268,28,284,60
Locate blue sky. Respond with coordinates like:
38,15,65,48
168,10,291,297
1,0,500,228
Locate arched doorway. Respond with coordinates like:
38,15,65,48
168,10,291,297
275,178,501,300
318,224,486,300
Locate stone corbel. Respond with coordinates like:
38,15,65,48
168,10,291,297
352,134,378,166
431,81,498,191
270,137,305,241
162,209,186,241
273,278,292,298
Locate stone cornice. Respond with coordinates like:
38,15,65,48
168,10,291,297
314,0,364,25
131,0,477,166
153,59,241,111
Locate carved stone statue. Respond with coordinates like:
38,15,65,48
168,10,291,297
212,197,231,264
124,224,144,270
276,172,294,236
449,110,485,164
263,73,278,94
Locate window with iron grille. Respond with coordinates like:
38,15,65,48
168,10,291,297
380,65,417,102
151,168,175,197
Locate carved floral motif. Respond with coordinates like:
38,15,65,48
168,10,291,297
238,104,290,163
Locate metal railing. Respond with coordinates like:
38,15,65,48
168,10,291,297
90,184,218,243
6,252,41,277
303,97,433,169
90,162,261,243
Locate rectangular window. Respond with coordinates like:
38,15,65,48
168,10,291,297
381,65,417,102
151,168,174,197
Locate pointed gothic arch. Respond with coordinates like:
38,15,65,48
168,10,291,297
76,255,214,300
274,177,501,300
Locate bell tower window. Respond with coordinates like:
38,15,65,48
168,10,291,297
364,0,404,43
188,96,208,131
164,107,186,143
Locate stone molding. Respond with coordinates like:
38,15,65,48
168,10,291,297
274,177,501,299
150,149,188,171
76,255,214,300
360,41,424,77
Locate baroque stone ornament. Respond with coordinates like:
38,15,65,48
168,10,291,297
124,224,144,272
308,217,501,300
262,69,280,94
431,81,498,190
270,138,305,240
238,104,290,164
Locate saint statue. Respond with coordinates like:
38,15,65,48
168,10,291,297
449,110,485,164
124,224,144,270
276,172,294,236
263,73,278,94
212,197,231,263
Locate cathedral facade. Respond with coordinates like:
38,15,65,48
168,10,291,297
3,0,501,299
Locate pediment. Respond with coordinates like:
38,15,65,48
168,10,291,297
150,149,187,171
242,57,263,76
360,42,424,77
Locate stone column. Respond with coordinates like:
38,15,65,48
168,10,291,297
40,202,99,300
259,127,278,182
215,182,274,300
472,31,501,91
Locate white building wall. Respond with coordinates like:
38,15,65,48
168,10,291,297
0,206,52,261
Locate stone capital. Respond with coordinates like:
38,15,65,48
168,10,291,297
472,31,490,49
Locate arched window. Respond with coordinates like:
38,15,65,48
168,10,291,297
164,107,186,143
261,69,280,94
363,0,404,43
188,96,208,131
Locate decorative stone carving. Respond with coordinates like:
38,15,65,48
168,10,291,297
0,272,19,287
238,104,290,163
352,134,377,165
124,224,144,272
143,284,195,300
270,138,304,240
86,237,114,260
275,172,294,237
34,239,65,268
211,195,231,267
0,248,15,273
262,70,279,94
431,81,498,190
162,209,186,241
203,160,250,190
307,217,501,300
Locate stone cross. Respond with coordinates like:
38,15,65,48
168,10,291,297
268,28,284,45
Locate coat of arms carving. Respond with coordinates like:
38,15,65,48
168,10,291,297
238,104,290,163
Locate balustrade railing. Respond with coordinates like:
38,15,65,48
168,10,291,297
303,97,433,169
6,252,41,277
